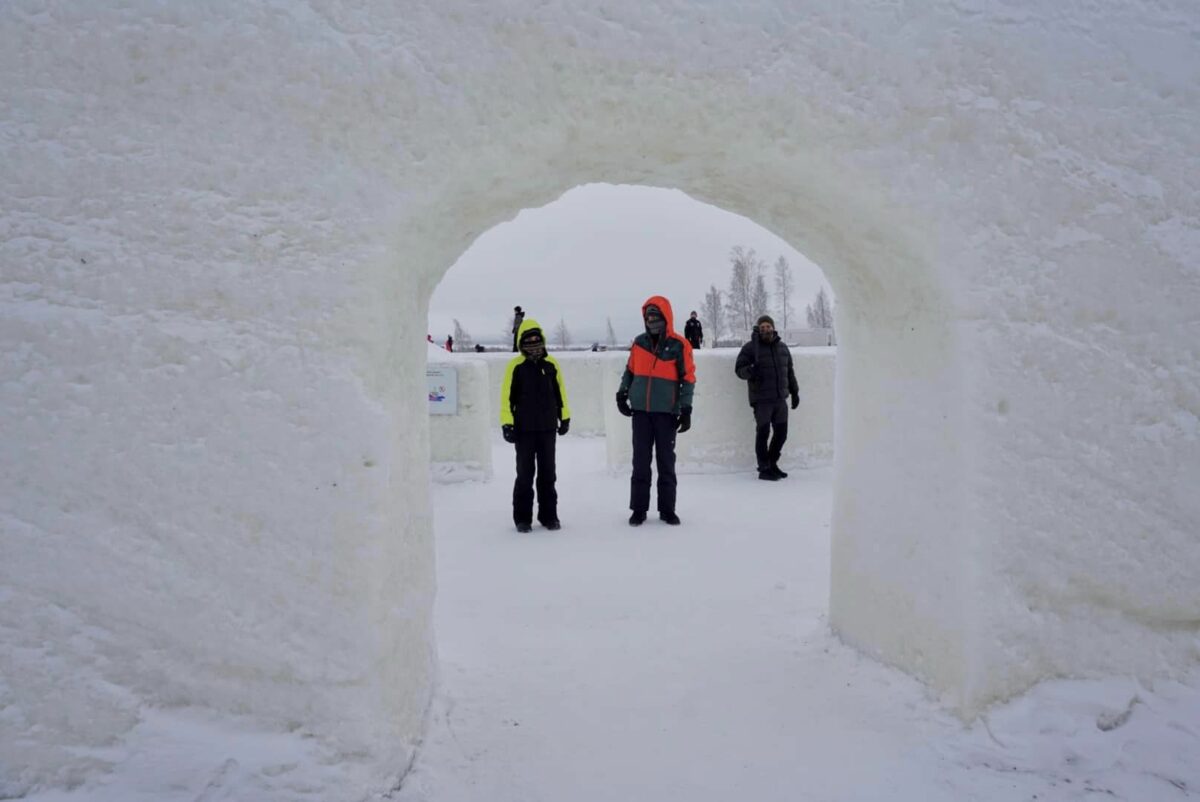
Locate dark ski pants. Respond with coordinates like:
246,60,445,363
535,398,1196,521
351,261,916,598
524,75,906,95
630,411,678,515
753,399,789,469
513,430,557,525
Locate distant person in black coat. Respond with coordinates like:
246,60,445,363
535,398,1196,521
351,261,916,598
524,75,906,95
735,315,799,481
511,306,525,352
684,311,703,350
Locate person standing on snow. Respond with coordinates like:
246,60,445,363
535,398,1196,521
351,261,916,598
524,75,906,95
511,305,525,352
500,318,571,532
445,334,454,352
615,296,696,526
684,310,704,350
735,315,799,481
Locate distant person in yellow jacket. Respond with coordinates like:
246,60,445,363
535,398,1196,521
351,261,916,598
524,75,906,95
500,318,571,532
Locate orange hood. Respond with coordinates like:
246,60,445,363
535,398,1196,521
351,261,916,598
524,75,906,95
641,295,678,337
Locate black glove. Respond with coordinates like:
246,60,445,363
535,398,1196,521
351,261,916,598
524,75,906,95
616,390,632,417
501,424,516,443
676,406,692,433
557,419,570,436
790,392,800,410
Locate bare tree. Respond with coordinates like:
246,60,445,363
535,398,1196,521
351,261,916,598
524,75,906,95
452,318,473,350
700,284,725,345
553,316,571,349
605,316,618,346
752,273,770,323
725,246,765,335
805,287,835,330
773,255,795,330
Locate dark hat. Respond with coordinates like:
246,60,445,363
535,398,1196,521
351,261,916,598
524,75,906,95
756,314,775,327
514,305,523,312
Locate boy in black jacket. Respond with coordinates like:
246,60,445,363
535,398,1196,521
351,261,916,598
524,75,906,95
500,319,571,531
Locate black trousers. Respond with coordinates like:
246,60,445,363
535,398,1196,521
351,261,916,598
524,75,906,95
753,399,789,469
630,411,678,514
686,336,701,350
513,430,557,525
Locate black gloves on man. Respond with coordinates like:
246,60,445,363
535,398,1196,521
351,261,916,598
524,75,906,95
615,390,632,417
676,406,692,433
558,419,570,436
790,391,800,410
502,424,516,443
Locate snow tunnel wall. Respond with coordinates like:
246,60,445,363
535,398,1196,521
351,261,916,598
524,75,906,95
2,1,1197,795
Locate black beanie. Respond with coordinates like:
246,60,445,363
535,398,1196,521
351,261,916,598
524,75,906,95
756,314,775,327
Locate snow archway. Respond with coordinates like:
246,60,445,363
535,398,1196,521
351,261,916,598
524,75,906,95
3,2,1196,795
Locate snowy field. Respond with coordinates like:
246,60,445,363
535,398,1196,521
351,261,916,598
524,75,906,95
398,436,1200,802
14,434,1200,801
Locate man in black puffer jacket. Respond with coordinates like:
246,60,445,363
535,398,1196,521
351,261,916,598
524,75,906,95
735,315,799,481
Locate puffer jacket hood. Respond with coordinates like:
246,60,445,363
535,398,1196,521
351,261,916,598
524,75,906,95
516,316,544,342
641,295,678,337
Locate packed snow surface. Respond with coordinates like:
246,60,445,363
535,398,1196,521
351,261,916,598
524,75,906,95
18,437,1200,801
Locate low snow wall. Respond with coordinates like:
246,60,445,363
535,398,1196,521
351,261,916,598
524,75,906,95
604,348,836,472
478,350,612,438
428,357,492,481
457,348,836,470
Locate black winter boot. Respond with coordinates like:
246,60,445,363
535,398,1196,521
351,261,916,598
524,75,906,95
629,510,647,526
771,463,789,479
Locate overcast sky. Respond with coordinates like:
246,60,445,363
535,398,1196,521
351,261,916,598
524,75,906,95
428,184,832,346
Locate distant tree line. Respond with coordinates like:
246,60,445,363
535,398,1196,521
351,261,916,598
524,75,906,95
477,248,832,351
699,246,833,344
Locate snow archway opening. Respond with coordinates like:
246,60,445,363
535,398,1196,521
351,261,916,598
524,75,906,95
413,169,966,699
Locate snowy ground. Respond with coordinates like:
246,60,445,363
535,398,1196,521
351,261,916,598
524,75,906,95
17,435,1200,801
396,435,1200,802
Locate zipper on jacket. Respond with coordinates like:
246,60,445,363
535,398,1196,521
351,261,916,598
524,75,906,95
646,338,662,411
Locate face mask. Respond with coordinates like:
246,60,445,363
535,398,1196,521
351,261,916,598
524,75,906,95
644,307,665,336
520,336,546,358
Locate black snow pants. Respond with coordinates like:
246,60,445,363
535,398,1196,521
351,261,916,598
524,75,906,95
513,430,557,525
630,411,678,515
753,399,789,470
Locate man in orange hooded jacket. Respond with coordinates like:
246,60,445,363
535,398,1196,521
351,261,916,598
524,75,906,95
615,295,696,526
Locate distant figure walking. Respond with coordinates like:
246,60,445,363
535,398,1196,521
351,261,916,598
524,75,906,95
615,295,695,527
684,310,704,350
735,315,799,481
511,306,525,352
445,335,454,352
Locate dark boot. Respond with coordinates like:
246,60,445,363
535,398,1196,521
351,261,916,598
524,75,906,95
541,519,561,530
516,522,533,533
629,510,647,526
771,463,788,479
659,512,681,525
758,469,780,481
